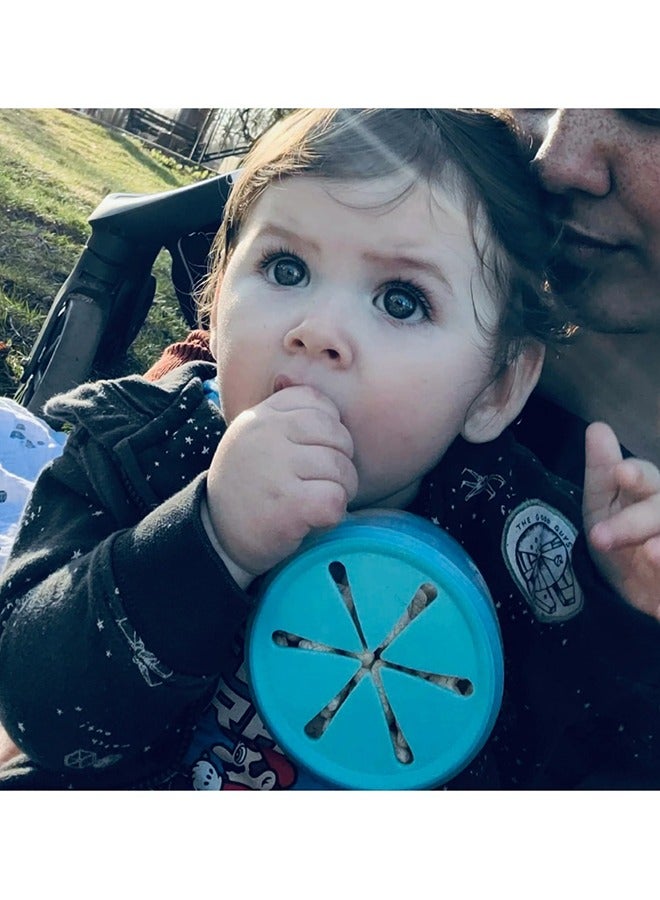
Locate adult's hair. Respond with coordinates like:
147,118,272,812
198,108,574,365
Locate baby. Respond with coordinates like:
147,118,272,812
1,109,659,790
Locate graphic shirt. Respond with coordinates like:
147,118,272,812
177,637,329,790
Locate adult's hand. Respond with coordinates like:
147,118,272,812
583,422,660,620
0,724,21,767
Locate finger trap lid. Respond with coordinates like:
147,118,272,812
247,510,503,790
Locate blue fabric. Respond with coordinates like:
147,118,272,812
0,399,67,573
202,378,220,408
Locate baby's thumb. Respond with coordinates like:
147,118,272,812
583,421,624,532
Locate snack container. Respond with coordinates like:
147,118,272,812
247,509,504,790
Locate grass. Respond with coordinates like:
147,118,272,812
0,108,213,398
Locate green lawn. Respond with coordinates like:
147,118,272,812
0,108,211,397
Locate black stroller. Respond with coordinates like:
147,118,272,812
14,170,237,418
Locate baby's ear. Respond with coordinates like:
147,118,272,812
461,340,545,444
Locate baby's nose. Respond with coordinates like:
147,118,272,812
283,310,354,366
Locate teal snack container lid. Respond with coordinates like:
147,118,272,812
246,510,503,790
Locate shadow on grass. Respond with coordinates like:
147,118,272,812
103,129,183,188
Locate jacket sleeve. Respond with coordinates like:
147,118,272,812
0,375,251,783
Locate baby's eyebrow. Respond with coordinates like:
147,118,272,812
251,224,453,293
252,223,320,254
363,251,453,292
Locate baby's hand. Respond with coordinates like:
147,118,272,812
583,422,660,620
205,385,358,579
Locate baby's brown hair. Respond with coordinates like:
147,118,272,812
199,108,573,367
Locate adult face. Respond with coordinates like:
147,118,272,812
513,109,660,333
211,174,538,511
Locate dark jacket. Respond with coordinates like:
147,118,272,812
1,362,659,789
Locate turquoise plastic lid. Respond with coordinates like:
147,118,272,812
247,510,503,790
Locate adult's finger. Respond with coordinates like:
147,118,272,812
616,458,660,503
583,421,624,530
589,492,660,550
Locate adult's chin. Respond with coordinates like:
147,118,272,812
564,265,659,333
551,248,654,332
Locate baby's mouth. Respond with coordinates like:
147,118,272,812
273,374,296,393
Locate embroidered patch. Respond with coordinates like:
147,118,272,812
460,467,506,501
115,617,173,687
64,748,123,769
502,500,583,623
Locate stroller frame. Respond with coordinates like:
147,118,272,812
15,171,236,418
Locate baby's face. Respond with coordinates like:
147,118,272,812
211,174,503,510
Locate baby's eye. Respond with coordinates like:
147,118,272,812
261,252,309,287
374,283,430,322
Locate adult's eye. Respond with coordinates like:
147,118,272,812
374,284,429,322
617,109,660,128
263,253,309,287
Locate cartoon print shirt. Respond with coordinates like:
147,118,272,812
176,643,330,791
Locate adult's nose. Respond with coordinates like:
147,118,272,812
282,302,354,367
528,109,613,198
